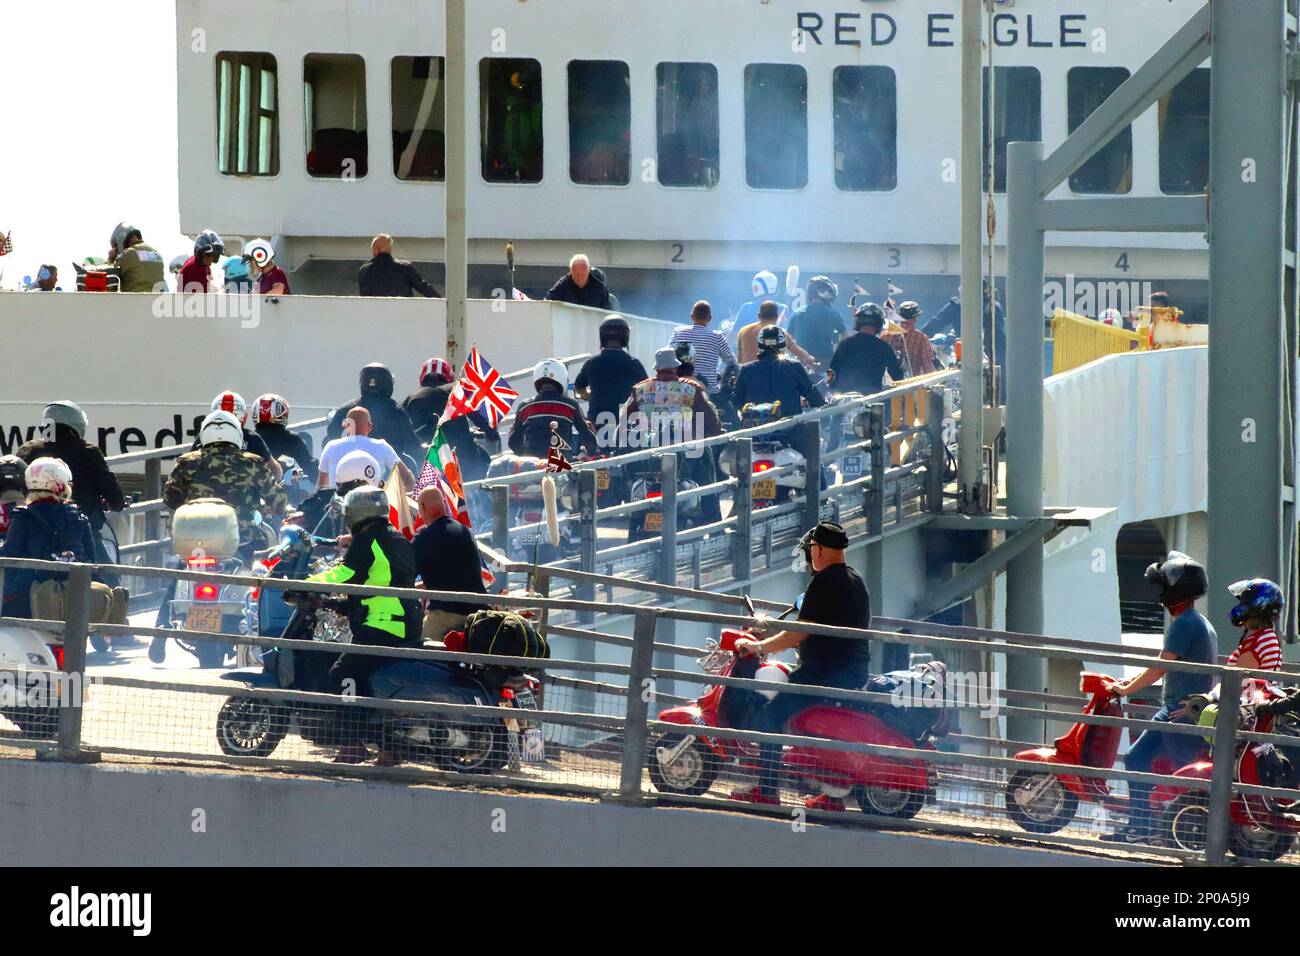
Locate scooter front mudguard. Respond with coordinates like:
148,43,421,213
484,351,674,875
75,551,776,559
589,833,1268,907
656,705,706,726
1011,747,1106,802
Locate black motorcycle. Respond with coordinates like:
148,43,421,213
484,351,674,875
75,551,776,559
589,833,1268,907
215,590,542,773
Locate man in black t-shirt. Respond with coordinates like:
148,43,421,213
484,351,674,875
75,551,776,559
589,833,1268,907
827,303,906,395
574,316,648,448
412,486,486,640
732,521,872,807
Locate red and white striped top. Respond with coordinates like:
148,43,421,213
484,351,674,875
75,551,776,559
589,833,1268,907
1227,627,1284,671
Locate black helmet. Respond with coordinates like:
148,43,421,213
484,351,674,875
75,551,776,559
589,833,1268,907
0,455,26,498
854,302,885,330
674,340,695,367
359,363,394,399
599,315,630,348
807,275,838,304
194,229,225,258
342,486,390,531
1144,550,1208,607
757,325,787,354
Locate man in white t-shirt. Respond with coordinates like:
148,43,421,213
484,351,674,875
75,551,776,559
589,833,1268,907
317,407,415,489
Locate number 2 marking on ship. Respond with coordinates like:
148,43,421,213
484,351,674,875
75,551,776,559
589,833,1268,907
670,242,685,264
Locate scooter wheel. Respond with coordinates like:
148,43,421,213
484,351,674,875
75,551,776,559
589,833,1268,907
856,784,926,820
1162,793,1209,853
1229,821,1294,862
194,640,231,669
434,722,507,774
1004,770,1078,834
647,733,719,797
215,696,286,758
1,706,59,739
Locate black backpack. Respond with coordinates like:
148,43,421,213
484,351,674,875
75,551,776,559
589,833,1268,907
463,610,550,660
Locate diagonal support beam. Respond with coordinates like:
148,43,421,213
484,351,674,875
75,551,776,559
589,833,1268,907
1038,4,1210,197
912,519,1056,620
1037,196,1207,233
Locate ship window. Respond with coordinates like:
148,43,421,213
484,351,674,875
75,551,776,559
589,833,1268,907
1159,67,1210,195
1067,67,1133,194
216,52,278,176
833,66,896,192
480,58,543,183
391,56,446,181
568,60,630,185
655,62,719,188
983,66,1041,193
304,53,368,179
744,63,807,190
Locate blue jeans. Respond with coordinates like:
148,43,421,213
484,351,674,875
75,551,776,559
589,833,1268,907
752,663,869,796
1124,705,1206,831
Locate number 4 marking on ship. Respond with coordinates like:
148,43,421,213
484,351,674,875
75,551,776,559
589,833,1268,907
1115,252,1130,272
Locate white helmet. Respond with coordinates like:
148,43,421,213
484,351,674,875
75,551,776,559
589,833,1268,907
335,450,381,487
533,358,568,391
1099,308,1123,327
199,410,243,448
25,457,72,500
211,391,248,426
753,270,779,298
245,238,275,269
754,662,790,701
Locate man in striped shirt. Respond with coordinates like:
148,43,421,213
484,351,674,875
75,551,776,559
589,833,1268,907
670,300,739,427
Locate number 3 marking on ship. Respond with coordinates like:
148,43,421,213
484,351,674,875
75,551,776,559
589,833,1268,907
888,248,901,268
670,242,685,264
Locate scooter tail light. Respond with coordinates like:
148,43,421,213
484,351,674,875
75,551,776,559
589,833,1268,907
754,460,775,473
194,583,219,602
49,644,64,669
646,490,662,500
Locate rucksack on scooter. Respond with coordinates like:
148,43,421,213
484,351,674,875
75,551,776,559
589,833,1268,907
867,660,955,741
463,609,550,660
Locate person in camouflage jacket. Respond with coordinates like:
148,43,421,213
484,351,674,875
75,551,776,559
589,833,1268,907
164,413,287,538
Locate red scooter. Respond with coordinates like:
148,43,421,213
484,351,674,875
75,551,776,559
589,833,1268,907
1152,681,1300,861
648,603,942,818
1004,672,1195,834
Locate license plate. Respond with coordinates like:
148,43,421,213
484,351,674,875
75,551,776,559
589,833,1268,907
596,469,611,491
841,454,863,478
753,478,778,500
186,605,224,633
644,511,663,532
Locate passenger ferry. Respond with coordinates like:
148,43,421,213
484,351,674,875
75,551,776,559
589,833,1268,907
175,0,1211,320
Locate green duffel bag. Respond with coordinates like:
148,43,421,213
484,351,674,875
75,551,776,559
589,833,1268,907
463,609,550,660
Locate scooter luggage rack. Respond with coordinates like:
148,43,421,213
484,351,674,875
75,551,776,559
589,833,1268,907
696,640,730,676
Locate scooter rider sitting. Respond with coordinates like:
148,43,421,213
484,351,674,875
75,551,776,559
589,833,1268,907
401,357,498,482
325,363,425,466
731,326,826,436
152,411,288,660
1100,551,1216,845
508,359,599,460
0,458,100,620
305,486,422,765
297,450,383,540
253,393,317,478
0,455,28,540
731,521,872,810
573,316,648,450
625,347,723,526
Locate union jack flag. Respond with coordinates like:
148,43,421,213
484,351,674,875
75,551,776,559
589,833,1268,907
439,347,518,429
0,232,11,257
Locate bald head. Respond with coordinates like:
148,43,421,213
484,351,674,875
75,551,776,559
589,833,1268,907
372,234,394,256
344,407,372,437
418,485,448,524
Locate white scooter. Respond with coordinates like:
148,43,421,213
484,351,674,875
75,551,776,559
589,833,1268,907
0,625,66,738
717,402,813,507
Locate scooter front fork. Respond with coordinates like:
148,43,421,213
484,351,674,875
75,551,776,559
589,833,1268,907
657,733,698,766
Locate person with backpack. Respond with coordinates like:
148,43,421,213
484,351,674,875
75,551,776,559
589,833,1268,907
0,458,98,619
